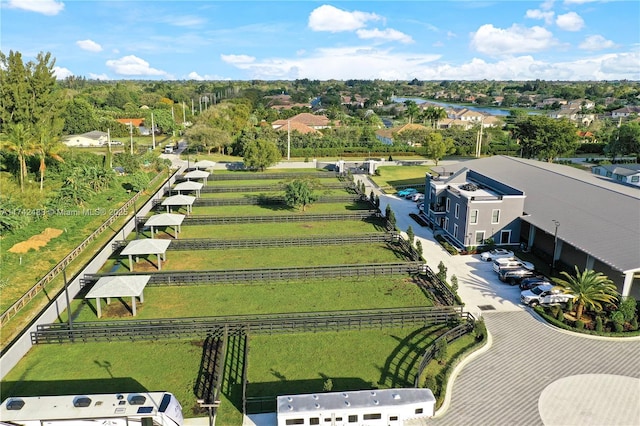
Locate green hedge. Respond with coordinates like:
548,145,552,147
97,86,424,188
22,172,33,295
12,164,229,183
534,307,640,337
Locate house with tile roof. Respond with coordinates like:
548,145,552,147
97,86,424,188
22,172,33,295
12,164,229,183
611,106,640,118
272,113,332,130
375,123,429,146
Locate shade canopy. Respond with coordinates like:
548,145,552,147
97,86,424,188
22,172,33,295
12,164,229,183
193,160,216,170
161,194,196,213
172,181,203,196
184,170,210,179
86,275,151,299
121,239,171,256
144,213,185,227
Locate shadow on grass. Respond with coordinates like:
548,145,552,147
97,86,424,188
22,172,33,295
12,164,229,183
377,325,444,388
0,378,148,399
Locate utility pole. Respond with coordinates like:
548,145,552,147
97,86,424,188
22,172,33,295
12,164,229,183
552,220,560,271
107,128,112,168
151,112,156,149
129,122,134,155
287,120,291,161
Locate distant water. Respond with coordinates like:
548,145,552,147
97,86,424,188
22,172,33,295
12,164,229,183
392,96,514,116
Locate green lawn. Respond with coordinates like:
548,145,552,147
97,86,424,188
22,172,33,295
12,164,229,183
68,276,432,321
0,340,235,422
102,242,409,273
189,201,371,216
168,219,387,240
370,165,431,192
197,188,349,199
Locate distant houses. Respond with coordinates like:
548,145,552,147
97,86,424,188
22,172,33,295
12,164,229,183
63,131,108,147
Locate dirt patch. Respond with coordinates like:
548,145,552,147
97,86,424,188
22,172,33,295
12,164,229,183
8,228,63,254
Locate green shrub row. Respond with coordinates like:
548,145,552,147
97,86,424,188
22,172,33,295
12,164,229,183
534,307,640,337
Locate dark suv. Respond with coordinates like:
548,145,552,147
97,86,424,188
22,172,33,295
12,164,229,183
519,277,553,290
498,268,540,286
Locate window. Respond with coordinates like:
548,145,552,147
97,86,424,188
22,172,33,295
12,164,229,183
454,203,460,219
389,416,398,421
415,408,424,414
453,224,458,239
491,209,500,224
500,230,511,244
606,171,612,177
285,419,304,425
470,209,478,224
310,418,320,425
445,198,450,212
632,176,639,183
475,231,485,244
363,414,382,420
444,218,449,231
348,415,358,423
324,419,331,423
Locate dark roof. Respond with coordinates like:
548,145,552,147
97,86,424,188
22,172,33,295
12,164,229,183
442,156,640,273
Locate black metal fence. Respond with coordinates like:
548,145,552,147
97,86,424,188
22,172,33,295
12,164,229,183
31,306,467,343
190,182,352,194
206,172,340,181
181,211,379,225
189,194,364,207
113,233,395,251
413,316,476,387
82,261,424,287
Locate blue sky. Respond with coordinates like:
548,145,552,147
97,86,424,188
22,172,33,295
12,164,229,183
1,0,638,81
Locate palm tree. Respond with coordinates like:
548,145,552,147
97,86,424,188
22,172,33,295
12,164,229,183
404,100,419,124
34,124,65,191
1,122,35,192
554,266,618,320
423,106,448,129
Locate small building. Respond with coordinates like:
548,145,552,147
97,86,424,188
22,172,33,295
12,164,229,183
591,164,640,187
611,106,640,118
63,131,108,147
276,388,435,426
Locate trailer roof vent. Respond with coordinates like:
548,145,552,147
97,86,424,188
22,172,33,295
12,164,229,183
129,395,147,405
73,396,92,408
6,398,25,410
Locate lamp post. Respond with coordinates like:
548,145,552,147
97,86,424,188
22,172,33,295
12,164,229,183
552,220,560,270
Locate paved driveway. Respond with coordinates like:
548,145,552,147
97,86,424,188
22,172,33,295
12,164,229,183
358,177,640,426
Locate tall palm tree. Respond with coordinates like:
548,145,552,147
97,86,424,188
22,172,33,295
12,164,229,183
1,122,35,192
554,266,618,320
404,100,419,124
34,124,65,191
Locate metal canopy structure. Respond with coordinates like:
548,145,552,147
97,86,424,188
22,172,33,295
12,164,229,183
143,213,185,238
184,169,210,185
193,160,216,170
172,181,203,196
161,194,196,213
85,275,151,317
121,239,171,271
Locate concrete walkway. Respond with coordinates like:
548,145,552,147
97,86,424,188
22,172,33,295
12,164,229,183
356,175,640,426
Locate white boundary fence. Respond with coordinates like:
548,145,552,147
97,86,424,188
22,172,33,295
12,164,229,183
0,166,184,379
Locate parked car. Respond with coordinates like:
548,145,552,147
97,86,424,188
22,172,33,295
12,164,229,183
493,257,535,273
498,268,540,286
520,284,573,307
410,193,424,202
480,248,514,261
519,277,553,291
397,188,418,197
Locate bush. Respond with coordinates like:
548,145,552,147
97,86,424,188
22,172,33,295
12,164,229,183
555,308,565,322
450,275,458,294
473,318,486,341
630,317,638,331
435,338,448,364
575,320,585,330
424,376,438,395
595,316,603,332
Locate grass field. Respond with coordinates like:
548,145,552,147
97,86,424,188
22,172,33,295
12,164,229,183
66,276,432,322
246,325,447,398
101,242,410,273
162,219,387,240
189,201,371,216
370,165,432,192
197,188,349,199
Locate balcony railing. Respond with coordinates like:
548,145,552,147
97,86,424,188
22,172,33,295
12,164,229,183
429,204,446,213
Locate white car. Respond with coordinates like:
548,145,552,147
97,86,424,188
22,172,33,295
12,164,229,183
480,248,514,261
410,193,425,202
521,284,574,307
493,257,535,273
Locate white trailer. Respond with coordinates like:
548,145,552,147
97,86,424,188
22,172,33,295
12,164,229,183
277,388,435,426
0,391,183,426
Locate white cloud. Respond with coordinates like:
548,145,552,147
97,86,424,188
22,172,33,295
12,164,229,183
556,12,585,31
579,35,616,51
105,55,168,76
7,0,63,15
76,39,102,52
187,71,230,81
600,51,640,76
541,0,555,10
222,46,440,80
564,0,598,4
447,31,457,39
356,28,414,44
88,73,110,80
220,54,256,65
470,24,557,56
525,9,555,25
166,15,206,27
53,66,72,79
308,4,381,32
